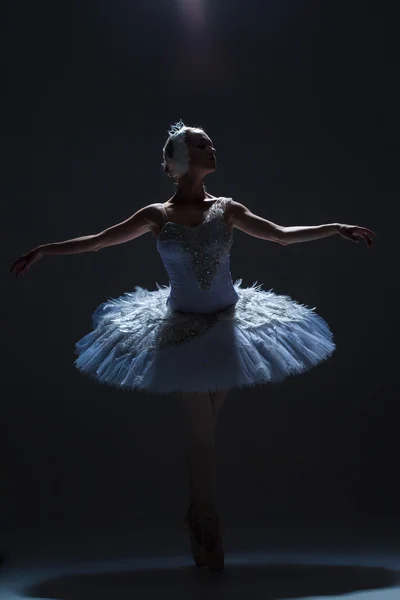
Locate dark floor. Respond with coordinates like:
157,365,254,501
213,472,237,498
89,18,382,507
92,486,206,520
1,517,399,599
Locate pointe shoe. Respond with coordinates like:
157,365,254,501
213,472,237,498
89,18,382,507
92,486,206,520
195,504,225,572
181,505,208,567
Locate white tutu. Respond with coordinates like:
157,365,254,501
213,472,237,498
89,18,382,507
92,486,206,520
74,278,335,395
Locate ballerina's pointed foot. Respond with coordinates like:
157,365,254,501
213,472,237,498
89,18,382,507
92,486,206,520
181,511,208,566
181,503,225,571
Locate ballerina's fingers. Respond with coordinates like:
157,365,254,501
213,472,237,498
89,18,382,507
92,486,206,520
361,227,376,237
10,257,22,276
365,234,375,247
360,229,375,247
11,257,28,277
352,227,376,247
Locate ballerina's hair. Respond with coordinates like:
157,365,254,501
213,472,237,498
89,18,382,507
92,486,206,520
161,119,205,179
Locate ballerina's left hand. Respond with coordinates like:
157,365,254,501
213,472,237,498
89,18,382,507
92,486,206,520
336,224,376,247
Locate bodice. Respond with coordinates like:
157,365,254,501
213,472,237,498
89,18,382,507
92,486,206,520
156,197,239,314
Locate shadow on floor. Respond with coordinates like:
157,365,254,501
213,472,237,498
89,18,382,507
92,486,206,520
23,561,400,600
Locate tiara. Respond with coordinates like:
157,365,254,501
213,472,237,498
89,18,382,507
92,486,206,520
167,119,186,137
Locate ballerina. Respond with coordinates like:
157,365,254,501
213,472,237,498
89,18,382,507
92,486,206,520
10,119,375,571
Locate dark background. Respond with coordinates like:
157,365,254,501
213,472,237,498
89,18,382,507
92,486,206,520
2,0,397,552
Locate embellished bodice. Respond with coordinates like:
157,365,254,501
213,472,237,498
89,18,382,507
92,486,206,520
156,197,239,314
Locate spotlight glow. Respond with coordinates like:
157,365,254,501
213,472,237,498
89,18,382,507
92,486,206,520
176,0,207,28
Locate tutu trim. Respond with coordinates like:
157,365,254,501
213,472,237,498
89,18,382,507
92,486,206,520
74,279,335,395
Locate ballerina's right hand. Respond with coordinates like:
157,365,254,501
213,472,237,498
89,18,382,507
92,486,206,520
10,248,44,278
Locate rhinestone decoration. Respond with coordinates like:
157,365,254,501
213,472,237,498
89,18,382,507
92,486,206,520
154,311,219,348
158,198,234,291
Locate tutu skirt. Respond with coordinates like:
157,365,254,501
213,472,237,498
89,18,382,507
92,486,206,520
74,279,335,395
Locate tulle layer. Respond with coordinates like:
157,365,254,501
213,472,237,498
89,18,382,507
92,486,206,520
74,279,336,395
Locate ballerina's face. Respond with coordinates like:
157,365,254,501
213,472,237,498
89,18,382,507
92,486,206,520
185,131,217,176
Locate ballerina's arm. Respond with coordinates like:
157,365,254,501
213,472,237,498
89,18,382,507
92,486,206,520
228,201,286,245
230,201,374,246
92,204,160,251
10,204,161,278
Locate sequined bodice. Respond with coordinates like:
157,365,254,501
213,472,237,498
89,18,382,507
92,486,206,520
156,197,239,314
